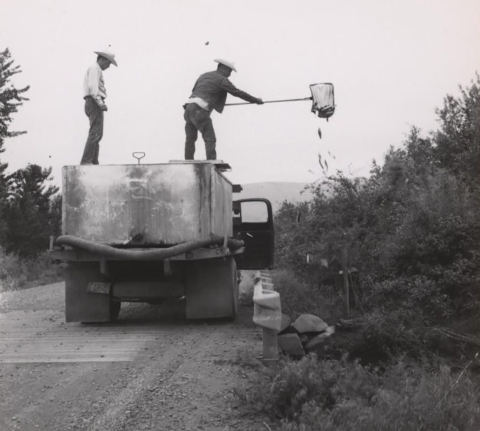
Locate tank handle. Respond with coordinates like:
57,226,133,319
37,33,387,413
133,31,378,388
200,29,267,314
132,152,146,164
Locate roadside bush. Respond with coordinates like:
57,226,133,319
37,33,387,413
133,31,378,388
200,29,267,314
275,153,480,352
236,354,480,431
347,309,433,364
365,276,453,322
272,269,343,322
378,169,480,271
0,247,64,292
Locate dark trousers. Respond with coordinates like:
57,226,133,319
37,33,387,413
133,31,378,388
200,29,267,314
80,97,103,165
184,103,217,160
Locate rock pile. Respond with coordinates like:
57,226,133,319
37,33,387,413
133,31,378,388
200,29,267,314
278,313,336,357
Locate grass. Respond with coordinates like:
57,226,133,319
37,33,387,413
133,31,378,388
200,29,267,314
235,354,480,431
0,247,65,292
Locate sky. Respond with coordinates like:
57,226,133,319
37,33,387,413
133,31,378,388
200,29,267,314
1,0,479,188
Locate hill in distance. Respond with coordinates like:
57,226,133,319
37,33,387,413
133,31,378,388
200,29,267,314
237,182,313,213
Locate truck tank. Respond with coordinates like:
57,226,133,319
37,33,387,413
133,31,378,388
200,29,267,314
51,161,274,323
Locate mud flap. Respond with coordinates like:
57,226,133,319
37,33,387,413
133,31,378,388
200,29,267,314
185,257,238,320
65,262,114,323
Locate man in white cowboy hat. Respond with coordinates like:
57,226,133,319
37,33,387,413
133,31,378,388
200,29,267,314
80,48,118,165
184,59,263,160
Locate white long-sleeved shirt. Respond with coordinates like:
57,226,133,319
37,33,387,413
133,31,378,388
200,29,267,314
83,62,107,107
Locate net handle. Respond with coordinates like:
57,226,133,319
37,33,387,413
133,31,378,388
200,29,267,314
225,97,312,106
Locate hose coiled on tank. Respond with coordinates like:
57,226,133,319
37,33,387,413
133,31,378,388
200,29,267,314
55,235,244,261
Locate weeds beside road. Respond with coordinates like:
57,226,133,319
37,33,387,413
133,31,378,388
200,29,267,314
235,269,480,431
0,248,64,293
236,353,480,431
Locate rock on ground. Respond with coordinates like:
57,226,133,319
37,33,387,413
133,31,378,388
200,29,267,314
291,314,328,334
278,333,305,356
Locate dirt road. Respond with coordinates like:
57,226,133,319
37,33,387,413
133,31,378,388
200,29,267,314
0,277,269,431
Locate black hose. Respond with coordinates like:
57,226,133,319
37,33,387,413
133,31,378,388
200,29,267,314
55,235,244,261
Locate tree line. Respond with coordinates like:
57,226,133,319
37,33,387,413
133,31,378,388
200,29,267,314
0,48,61,258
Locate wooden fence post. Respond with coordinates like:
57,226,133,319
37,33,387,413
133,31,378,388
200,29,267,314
341,248,350,317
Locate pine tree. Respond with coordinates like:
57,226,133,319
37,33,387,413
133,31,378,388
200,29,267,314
4,164,59,257
0,48,29,245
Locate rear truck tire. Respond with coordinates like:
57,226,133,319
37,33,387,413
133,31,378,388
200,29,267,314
65,262,119,323
185,256,239,320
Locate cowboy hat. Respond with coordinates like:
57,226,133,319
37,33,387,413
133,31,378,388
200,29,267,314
214,58,236,72
94,49,118,67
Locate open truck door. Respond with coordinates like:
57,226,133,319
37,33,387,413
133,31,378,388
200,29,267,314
233,199,274,270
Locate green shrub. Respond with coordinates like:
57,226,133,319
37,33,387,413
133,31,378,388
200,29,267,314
348,309,431,364
274,161,480,350
237,354,480,431
0,247,64,292
272,269,343,322
365,276,453,322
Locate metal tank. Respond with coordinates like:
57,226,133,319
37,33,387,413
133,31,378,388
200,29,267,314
51,161,274,323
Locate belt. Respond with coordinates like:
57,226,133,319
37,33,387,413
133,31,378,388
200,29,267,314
84,96,105,101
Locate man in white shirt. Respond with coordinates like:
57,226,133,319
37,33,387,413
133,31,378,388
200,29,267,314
80,49,118,165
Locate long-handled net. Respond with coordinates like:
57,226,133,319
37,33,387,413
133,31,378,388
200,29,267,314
226,83,335,120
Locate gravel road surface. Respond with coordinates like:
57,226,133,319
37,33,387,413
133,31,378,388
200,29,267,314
0,277,270,431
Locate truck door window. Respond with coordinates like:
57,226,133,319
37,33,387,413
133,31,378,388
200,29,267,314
234,201,269,223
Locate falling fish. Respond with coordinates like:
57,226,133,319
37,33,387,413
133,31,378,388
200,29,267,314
318,154,324,170
318,153,329,174
318,126,322,139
